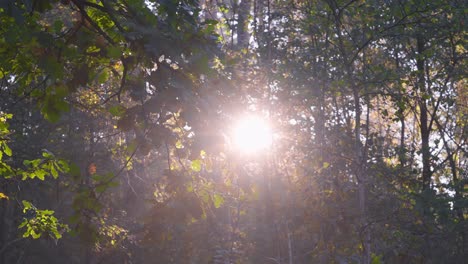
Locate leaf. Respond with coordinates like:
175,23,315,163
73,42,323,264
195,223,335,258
22,200,33,212
95,184,107,194
108,105,126,117
97,69,109,84
213,193,224,209
31,229,41,239
57,160,70,173
50,164,58,179
88,163,97,175
107,181,119,188
2,144,12,156
107,46,122,59
323,162,330,168
69,163,81,178
52,229,62,239
42,210,55,215
191,159,202,172
23,229,30,238
18,219,27,228
53,20,63,34
0,192,9,200
42,103,61,122
41,56,63,80
42,151,54,158
371,254,382,264
35,169,47,180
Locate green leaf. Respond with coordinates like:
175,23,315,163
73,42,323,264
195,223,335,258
52,229,62,239
2,144,12,156
42,151,53,158
97,69,109,84
18,219,27,228
108,181,119,188
50,164,58,179
107,46,122,59
371,254,382,264
191,159,202,172
422,94,431,100
23,230,30,238
31,229,41,239
108,105,126,117
53,20,63,34
34,169,47,180
57,160,70,173
213,193,224,208
22,200,32,210
41,56,63,80
21,171,29,180
69,163,81,177
42,210,55,215
95,184,107,193
42,104,61,122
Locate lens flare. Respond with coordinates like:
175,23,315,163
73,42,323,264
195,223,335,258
233,115,272,154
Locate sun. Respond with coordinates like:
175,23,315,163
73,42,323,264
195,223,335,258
232,115,273,154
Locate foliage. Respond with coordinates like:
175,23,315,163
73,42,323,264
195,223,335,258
19,200,69,240
0,0,466,263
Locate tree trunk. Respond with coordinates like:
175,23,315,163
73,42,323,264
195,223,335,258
417,36,431,192
237,0,251,50
353,87,370,264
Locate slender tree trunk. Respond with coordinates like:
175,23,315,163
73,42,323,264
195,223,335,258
399,115,406,166
416,34,433,263
353,87,370,264
237,0,251,50
417,36,431,192
395,43,407,167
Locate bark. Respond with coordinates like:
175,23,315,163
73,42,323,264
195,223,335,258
399,115,406,166
395,43,407,167
237,0,251,50
416,36,431,191
353,87,370,264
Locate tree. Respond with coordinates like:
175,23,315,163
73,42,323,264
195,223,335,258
0,0,466,263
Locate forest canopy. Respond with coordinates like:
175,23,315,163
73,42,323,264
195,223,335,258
0,0,466,263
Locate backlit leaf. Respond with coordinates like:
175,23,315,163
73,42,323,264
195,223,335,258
213,193,224,209
191,159,202,172
0,192,8,200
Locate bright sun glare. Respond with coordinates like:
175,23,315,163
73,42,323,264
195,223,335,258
233,115,272,154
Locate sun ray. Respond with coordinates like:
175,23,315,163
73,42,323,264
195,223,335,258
232,115,272,154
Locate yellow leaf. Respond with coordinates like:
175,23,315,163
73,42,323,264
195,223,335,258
0,192,8,200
